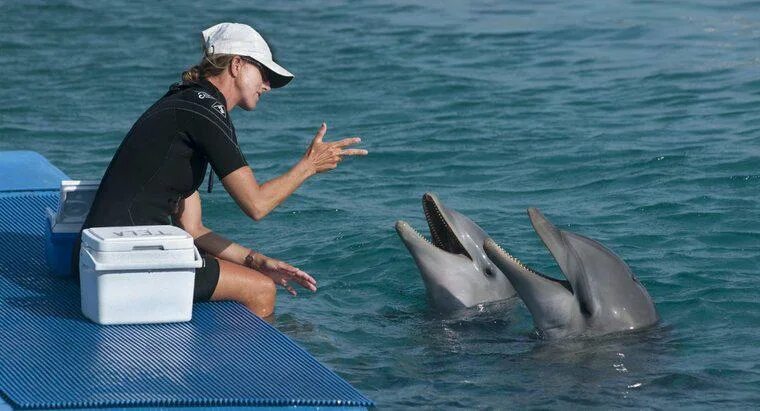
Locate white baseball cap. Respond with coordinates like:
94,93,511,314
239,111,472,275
201,22,294,88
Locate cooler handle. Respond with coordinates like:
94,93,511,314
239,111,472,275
81,246,204,271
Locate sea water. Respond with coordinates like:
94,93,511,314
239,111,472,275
2,1,759,408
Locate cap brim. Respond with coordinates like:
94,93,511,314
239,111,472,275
258,58,293,88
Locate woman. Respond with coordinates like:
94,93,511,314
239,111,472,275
78,23,367,317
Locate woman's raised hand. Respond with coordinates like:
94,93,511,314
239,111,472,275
303,123,367,174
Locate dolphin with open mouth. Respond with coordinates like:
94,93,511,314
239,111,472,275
483,208,659,339
395,193,516,311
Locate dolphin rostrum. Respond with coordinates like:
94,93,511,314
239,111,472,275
483,208,659,339
395,193,516,311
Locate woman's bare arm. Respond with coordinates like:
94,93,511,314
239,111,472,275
221,123,367,221
173,190,254,264
173,191,316,293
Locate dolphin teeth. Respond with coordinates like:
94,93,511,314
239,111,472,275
492,241,540,276
405,222,435,246
422,195,469,258
423,205,445,249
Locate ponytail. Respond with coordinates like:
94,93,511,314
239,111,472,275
182,65,201,82
181,54,236,82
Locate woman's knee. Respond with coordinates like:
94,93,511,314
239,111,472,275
214,260,277,317
235,272,276,317
248,275,276,310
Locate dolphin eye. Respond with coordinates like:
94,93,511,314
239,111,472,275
485,267,494,277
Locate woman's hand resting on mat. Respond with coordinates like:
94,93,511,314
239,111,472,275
246,252,317,296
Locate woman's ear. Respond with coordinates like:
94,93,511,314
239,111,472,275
229,55,244,78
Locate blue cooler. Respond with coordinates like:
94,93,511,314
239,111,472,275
44,180,99,276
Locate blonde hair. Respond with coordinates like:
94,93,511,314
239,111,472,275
182,54,236,82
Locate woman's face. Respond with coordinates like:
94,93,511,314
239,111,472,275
235,57,271,111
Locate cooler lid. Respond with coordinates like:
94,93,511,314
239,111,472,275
82,225,195,252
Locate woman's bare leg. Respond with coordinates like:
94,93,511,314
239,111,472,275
211,259,277,317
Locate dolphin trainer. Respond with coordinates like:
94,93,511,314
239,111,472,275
395,193,516,311
483,208,659,339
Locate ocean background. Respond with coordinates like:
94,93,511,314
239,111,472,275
2,0,759,408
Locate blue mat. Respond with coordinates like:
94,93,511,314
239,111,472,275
0,152,68,192
0,152,372,410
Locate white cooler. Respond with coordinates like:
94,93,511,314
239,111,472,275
79,225,203,325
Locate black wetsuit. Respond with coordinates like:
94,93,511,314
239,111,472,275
77,79,248,301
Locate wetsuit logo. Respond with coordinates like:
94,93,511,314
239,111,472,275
197,91,212,100
212,102,226,117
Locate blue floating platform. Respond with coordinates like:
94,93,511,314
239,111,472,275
0,151,372,410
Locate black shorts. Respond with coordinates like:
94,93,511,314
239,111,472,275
194,253,220,302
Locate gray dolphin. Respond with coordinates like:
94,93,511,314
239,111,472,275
395,193,516,311
483,208,659,339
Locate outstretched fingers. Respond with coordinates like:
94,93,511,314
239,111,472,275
278,278,297,296
339,148,369,156
312,122,327,143
332,137,362,148
277,262,317,291
331,136,367,158
292,272,318,291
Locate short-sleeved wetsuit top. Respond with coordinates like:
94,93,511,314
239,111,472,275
83,79,247,229
77,79,247,301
